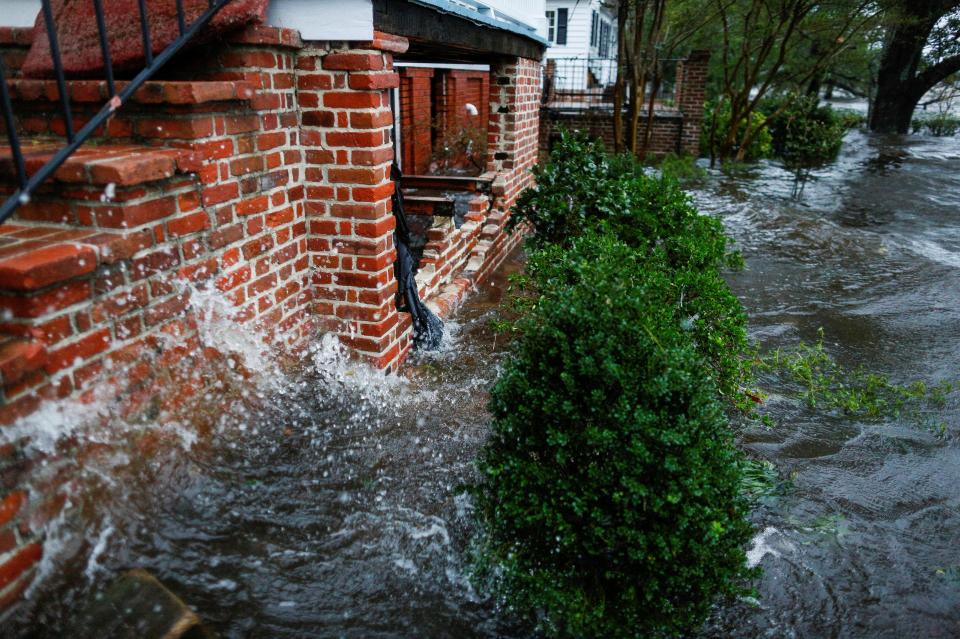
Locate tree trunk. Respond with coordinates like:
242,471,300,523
870,85,923,133
869,1,958,133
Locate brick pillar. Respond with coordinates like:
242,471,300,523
298,34,413,370
472,56,541,281
676,50,709,156
399,67,434,174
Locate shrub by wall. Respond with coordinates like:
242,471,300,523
509,131,749,402
472,235,755,638
471,132,756,637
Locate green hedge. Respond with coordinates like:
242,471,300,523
470,132,757,637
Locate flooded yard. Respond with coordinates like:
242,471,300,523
7,126,960,637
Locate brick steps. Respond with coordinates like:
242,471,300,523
4,79,257,106
1,77,261,145
0,142,195,188
0,224,151,291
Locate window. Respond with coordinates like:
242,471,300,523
556,8,568,45
599,21,610,57
590,10,598,47
546,10,555,43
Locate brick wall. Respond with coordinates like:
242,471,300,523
298,39,413,371
399,67,434,174
0,22,543,611
398,67,490,175
539,51,710,157
676,50,709,156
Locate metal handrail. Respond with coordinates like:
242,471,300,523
0,0,235,223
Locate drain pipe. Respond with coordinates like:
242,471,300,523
389,88,444,350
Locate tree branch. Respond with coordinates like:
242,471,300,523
914,53,960,95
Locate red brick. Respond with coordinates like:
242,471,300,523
91,283,149,323
248,272,277,296
302,110,336,128
266,208,295,228
349,110,394,129
217,265,251,291
355,217,396,238
0,491,26,527
325,130,385,148
0,280,92,319
209,224,244,249
236,195,269,216
44,328,110,374
136,117,214,139
348,72,400,90
242,236,274,260
0,542,41,592
166,211,209,237
144,293,190,327
0,244,98,290
130,248,179,280
202,182,240,206
323,52,384,71
323,92,383,109
230,155,264,176
257,131,286,150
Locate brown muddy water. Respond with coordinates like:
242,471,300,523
5,126,960,638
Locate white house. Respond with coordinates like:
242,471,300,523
544,0,617,91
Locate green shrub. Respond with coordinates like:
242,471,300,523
529,233,748,404
833,108,866,130
507,130,641,248
764,96,848,168
472,237,756,638
701,99,773,161
511,132,741,271
911,113,960,136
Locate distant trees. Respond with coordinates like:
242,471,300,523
692,0,877,161
611,0,670,156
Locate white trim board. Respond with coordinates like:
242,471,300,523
394,62,490,71
266,0,374,41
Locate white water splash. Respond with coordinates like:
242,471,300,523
84,519,114,581
746,526,782,568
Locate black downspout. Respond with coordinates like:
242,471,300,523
389,89,444,350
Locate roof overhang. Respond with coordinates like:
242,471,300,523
374,0,547,62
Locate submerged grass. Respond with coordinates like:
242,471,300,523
752,328,958,437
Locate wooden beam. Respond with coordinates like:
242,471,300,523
373,0,544,62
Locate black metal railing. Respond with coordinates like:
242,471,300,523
0,0,235,223
542,56,680,110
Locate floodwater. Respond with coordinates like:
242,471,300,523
6,125,960,638
698,127,960,637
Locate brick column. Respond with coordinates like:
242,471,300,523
676,50,709,156
473,56,541,281
298,33,412,370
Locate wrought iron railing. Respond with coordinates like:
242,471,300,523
0,0,235,223
542,56,680,110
